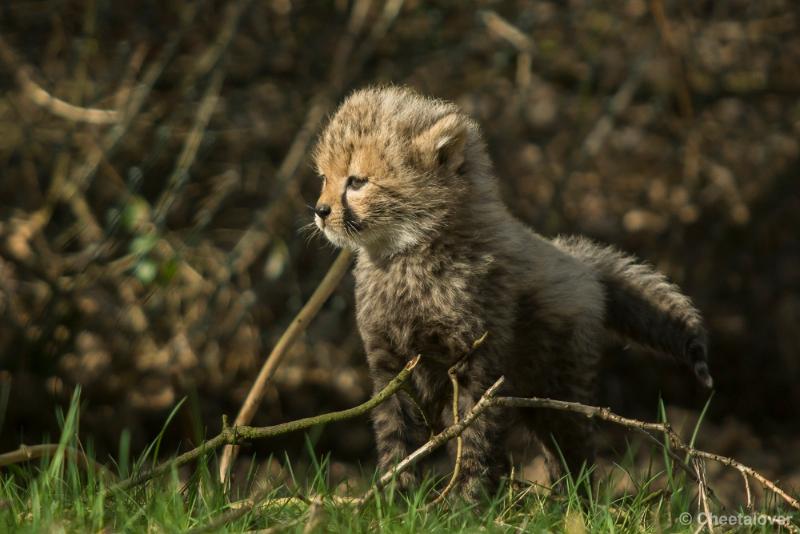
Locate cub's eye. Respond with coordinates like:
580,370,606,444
347,175,368,190
319,174,327,184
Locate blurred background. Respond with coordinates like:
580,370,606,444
0,0,798,502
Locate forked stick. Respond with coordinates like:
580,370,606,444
356,376,506,509
217,249,352,483
110,354,416,494
491,396,800,511
428,332,488,506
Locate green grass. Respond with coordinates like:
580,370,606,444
0,391,795,533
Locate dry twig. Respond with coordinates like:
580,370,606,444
184,484,307,534
479,11,535,91
428,332,488,506
153,66,227,225
427,366,465,506
650,0,694,118
0,443,116,480
356,376,506,509
229,0,405,274
0,35,120,125
479,10,535,53
695,459,714,533
218,249,353,483
491,396,800,511
111,355,417,494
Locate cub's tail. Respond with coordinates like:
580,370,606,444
554,235,713,388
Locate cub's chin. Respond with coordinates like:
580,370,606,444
321,226,359,250
319,220,423,257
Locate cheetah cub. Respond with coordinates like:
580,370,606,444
312,86,712,500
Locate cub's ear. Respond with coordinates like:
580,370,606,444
412,113,468,173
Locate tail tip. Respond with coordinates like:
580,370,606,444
686,338,713,388
693,361,714,389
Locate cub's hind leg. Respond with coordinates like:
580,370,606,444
532,409,596,487
530,335,601,490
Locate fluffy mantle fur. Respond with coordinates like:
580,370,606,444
311,86,712,499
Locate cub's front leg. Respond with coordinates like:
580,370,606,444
456,375,510,502
367,346,428,490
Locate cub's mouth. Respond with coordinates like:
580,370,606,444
314,209,367,249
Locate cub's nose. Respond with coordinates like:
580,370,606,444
314,203,332,219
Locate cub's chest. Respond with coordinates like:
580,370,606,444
354,257,486,357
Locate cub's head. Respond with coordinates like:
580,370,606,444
311,86,490,255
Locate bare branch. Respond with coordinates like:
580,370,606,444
428,332,488,506
153,0,254,226
218,249,353,483
185,485,306,534
229,0,405,275
491,396,800,511
426,365,464,506
479,11,536,53
0,443,116,480
0,35,120,124
742,470,752,511
110,355,418,493
357,376,506,509
153,66,226,225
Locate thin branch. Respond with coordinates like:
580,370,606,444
64,1,199,199
184,484,307,534
153,0,253,226
112,43,149,110
153,66,226,225
110,355,418,494
0,443,116,480
491,396,800,511
582,62,645,157
218,249,353,483
229,0,404,275
630,425,718,504
650,0,694,118
18,67,120,124
742,470,752,511
187,0,254,87
428,332,488,506
427,366,464,506
686,449,799,511
0,35,120,124
696,459,715,533
356,376,506,509
478,11,535,93
479,11,536,54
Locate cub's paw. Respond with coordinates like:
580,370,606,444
395,470,418,491
457,474,500,508
382,469,418,499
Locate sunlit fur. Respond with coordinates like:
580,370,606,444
312,87,487,257
312,86,711,500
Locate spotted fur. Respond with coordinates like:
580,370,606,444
311,86,712,500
